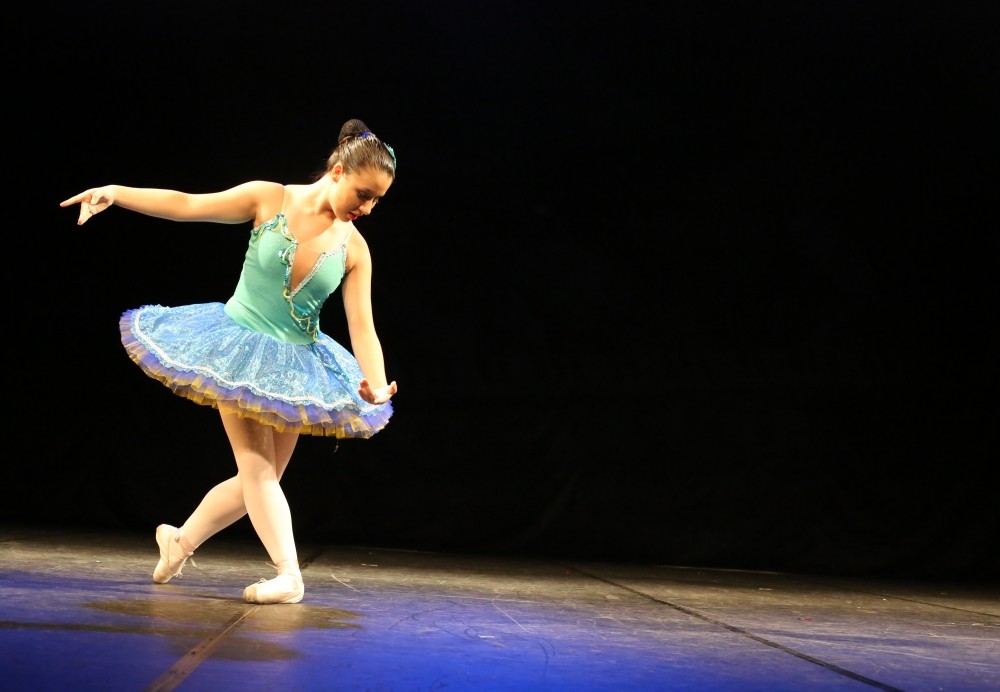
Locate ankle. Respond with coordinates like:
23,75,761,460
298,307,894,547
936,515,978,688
176,532,196,556
274,559,301,577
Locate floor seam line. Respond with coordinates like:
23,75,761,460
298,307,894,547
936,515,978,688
572,567,906,692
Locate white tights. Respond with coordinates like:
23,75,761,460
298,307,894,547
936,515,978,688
176,411,302,577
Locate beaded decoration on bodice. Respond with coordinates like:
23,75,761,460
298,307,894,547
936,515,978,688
226,212,348,344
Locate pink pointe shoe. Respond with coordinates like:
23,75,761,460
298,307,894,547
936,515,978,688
243,573,304,604
152,524,195,584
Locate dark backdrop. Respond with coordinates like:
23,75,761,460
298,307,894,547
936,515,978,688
13,1,997,582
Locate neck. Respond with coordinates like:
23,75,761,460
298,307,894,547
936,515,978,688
297,176,333,216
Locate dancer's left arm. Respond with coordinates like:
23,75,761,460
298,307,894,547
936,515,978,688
342,235,397,405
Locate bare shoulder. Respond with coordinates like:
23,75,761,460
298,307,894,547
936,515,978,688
241,181,286,224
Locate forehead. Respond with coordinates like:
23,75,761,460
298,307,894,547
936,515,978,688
350,168,393,196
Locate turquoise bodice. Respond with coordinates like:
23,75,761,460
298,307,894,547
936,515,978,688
224,213,347,344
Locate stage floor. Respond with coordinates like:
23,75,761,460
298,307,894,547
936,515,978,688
1,524,997,691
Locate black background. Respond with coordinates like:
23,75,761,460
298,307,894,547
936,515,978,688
12,1,998,582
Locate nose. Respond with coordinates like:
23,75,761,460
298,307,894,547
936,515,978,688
359,199,377,215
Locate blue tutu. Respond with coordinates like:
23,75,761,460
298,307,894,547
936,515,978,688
120,303,393,438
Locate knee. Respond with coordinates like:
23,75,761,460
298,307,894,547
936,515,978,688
235,453,279,482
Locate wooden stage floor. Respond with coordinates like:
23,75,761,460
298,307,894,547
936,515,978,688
1,525,997,691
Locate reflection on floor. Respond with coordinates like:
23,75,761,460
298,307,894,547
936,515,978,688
1,525,998,691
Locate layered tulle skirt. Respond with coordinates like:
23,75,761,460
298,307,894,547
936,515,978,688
120,303,392,438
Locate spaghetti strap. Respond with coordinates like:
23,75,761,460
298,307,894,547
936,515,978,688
340,226,355,264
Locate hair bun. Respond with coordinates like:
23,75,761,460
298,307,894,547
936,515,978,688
339,118,370,143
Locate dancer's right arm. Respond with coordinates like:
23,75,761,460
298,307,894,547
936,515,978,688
60,181,279,227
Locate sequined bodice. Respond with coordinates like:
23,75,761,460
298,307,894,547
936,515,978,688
224,213,348,344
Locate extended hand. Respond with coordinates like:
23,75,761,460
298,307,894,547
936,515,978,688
358,379,398,405
60,186,116,225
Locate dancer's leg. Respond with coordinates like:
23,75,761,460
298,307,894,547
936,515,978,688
153,413,300,589
219,411,300,567
177,477,246,549
177,415,299,549
220,411,304,603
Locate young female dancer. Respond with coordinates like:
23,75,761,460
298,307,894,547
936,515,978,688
61,118,399,604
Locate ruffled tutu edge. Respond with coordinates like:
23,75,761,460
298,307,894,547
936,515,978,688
119,308,393,438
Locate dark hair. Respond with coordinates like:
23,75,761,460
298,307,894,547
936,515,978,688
324,119,397,178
